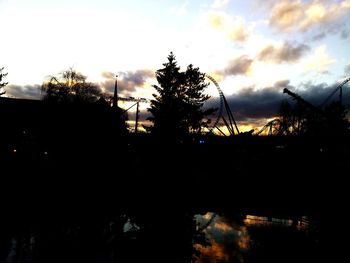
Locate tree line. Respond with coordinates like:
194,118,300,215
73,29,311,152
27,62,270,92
2,52,349,139
1,53,215,141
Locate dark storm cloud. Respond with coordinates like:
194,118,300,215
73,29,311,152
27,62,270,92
220,55,253,76
101,70,154,95
5,84,41,99
296,81,350,107
205,79,350,124
258,42,310,63
204,80,290,123
295,82,330,105
224,85,287,121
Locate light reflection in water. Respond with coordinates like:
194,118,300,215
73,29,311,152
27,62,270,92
194,212,314,263
244,215,293,226
194,213,250,263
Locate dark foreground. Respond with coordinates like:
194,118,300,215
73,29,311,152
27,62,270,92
0,134,338,262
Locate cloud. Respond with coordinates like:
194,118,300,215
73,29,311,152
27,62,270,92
345,64,350,75
5,84,41,99
204,78,350,127
269,0,350,32
269,0,303,31
211,0,230,9
223,85,287,121
258,42,310,63
341,28,350,39
274,79,290,88
208,12,248,42
101,71,116,79
101,69,154,96
294,81,350,107
303,45,336,73
220,55,253,76
204,80,290,124
112,76,350,131
310,23,349,41
311,32,326,41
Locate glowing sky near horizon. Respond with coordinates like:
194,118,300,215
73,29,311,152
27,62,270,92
1,0,350,130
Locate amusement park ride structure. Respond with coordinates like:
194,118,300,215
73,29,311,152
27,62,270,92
204,74,240,136
256,77,350,136
113,75,149,133
113,74,240,136
113,71,350,137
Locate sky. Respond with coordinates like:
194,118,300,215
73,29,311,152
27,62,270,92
1,0,350,132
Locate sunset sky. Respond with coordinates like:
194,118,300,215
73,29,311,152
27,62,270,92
1,0,350,131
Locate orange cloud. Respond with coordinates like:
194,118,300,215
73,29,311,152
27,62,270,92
208,12,248,42
258,42,310,63
216,55,253,78
269,0,303,31
269,0,350,32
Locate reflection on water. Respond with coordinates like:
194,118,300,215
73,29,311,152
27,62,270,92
244,215,293,226
194,213,250,263
1,211,320,263
193,212,320,263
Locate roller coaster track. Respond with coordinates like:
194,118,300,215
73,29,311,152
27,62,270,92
256,77,350,136
205,74,240,136
115,75,240,136
320,77,350,107
256,118,281,136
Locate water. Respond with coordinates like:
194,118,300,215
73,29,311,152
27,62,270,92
193,212,320,263
1,211,320,263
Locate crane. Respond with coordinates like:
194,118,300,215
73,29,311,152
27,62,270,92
118,97,150,133
112,75,150,133
283,88,319,112
257,79,350,137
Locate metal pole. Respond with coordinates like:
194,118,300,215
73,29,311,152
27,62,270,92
135,100,140,133
113,75,118,108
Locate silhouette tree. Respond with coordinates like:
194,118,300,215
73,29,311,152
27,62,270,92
41,68,102,103
147,52,214,140
39,68,129,171
0,67,8,96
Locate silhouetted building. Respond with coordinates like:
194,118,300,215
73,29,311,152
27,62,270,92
0,97,127,163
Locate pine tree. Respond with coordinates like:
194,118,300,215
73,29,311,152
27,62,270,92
0,67,8,96
147,52,214,140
